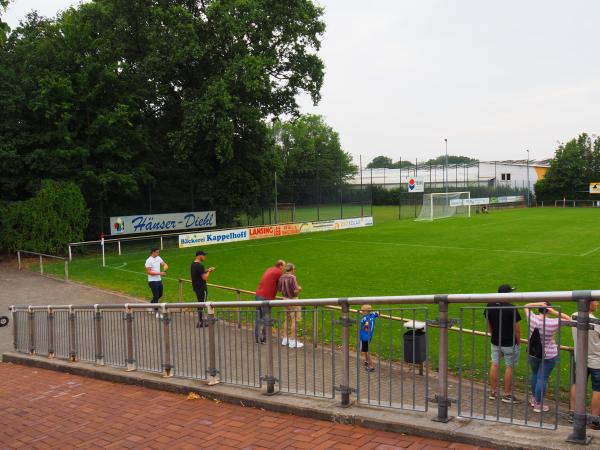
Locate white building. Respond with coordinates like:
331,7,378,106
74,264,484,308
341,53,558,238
350,160,550,192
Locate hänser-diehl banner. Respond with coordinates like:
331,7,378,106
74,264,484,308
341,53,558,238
179,216,373,248
110,211,216,235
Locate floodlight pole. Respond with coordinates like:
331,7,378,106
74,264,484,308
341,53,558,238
444,139,449,205
526,149,531,207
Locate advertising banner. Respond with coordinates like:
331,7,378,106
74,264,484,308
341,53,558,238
110,211,216,235
450,196,525,207
407,177,424,193
179,228,249,248
590,183,600,194
179,216,374,248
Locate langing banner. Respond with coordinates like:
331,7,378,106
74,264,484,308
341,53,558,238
110,211,216,235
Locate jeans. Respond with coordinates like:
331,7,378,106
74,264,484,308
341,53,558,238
148,281,163,303
254,296,267,343
529,355,558,403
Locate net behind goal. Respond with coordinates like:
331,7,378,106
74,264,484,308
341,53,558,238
416,192,471,221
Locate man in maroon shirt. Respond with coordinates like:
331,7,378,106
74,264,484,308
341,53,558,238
255,259,285,343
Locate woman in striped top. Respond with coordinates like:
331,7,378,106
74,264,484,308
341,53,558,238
524,302,570,412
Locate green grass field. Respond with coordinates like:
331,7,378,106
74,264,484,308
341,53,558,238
39,206,600,395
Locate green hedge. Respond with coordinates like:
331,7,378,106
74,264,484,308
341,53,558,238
0,180,88,255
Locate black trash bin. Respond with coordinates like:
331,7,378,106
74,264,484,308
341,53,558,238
404,322,426,364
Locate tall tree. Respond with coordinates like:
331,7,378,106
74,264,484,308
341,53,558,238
274,115,356,203
0,0,325,227
424,155,478,165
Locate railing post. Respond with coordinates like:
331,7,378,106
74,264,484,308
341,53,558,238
567,294,593,445
17,251,21,270
433,296,452,422
11,306,17,351
39,254,43,276
28,307,35,355
94,305,103,366
68,245,72,262
160,236,163,250
236,291,242,329
313,307,318,348
206,303,220,385
338,301,353,407
118,240,121,256
64,260,69,281
261,304,277,394
125,305,135,371
68,306,76,362
178,279,183,302
161,305,173,377
48,307,55,358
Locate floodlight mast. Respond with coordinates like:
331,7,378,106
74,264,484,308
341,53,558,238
444,138,449,205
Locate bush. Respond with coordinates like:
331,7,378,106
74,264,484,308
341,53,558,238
0,180,88,255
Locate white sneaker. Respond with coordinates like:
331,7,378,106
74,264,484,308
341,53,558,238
281,337,288,346
294,341,304,349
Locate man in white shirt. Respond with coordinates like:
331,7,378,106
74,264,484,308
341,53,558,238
570,300,600,429
145,248,169,306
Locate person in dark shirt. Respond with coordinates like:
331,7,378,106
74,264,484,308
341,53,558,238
190,250,214,328
483,284,522,404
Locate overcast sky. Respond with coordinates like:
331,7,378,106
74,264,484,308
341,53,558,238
5,0,600,164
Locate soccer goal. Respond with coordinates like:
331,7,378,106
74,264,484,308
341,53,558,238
415,192,471,221
276,203,296,223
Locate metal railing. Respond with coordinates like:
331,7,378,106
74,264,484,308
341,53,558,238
17,250,69,281
9,289,600,445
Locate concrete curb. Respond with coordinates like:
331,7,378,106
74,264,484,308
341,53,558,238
2,352,590,450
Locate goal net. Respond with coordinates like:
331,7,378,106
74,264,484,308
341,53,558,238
416,192,471,221
276,203,296,223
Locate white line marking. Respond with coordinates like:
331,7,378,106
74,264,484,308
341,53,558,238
305,237,577,257
581,247,600,257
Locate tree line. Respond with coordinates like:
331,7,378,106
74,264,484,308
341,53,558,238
365,155,478,169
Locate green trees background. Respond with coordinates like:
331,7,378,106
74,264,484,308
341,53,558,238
0,0,330,249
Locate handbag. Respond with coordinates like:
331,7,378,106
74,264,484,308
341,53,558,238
528,327,543,358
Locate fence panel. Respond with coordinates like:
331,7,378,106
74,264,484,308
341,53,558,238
132,311,164,373
76,311,96,363
102,310,127,367
14,311,29,353
456,305,563,429
355,308,429,411
170,309,208,380
53,310,71,359
33,310,49,356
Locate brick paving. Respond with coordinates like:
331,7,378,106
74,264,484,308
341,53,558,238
0,363,495,450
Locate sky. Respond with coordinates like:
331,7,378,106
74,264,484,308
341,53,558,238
4,0,600,164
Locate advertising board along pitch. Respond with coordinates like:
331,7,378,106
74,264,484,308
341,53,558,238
110,211,216,235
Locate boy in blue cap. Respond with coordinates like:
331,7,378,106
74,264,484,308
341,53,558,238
360,305,379,372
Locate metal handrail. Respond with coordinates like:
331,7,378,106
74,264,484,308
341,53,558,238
16,250,68,281
17,250,66,260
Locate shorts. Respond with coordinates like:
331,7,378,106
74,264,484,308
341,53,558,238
285,306,302,322
361,340,369,353
491,344,520,367
572,365,600,392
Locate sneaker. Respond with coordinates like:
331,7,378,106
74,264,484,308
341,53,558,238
567,411,574,424
288,340,297,348
281,337,288,346
294,341,304,349
365,365,375,372
489,391,498,401
155,312,163,319
196,321,206,328
529,396,536,408
533,403,550,413
591,421,600,430
501,394,521,404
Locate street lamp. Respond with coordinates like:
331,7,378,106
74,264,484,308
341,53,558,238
526,149,531,207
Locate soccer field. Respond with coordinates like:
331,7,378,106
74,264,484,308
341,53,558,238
41,206,600,393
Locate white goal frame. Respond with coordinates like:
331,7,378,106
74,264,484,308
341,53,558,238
416,191,471,221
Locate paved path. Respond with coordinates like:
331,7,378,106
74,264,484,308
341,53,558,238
0,363,493,450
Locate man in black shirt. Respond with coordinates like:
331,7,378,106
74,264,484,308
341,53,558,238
483,284,522,404
190,250,214,327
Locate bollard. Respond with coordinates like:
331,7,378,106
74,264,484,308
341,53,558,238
94,306,103,366
338,301,353,407
125,306,135,371
206,303,220,385
161,305,173,377
48,308,55,358
64,260,69,281
433,296,452,422
567,294,593,445
28,307,35,355
262,304,277,394
68,306,76,362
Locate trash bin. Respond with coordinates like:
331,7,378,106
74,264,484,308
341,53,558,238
403,320,426,364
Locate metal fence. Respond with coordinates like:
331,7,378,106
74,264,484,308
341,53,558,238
9,290,600,445
16,250,69,281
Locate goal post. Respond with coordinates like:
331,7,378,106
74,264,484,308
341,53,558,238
415,192,471,221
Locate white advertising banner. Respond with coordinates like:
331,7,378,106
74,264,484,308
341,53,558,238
407,177,424,193
110,211,216,235
450,196,525,207
179,229,249,248
179,216,374,248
